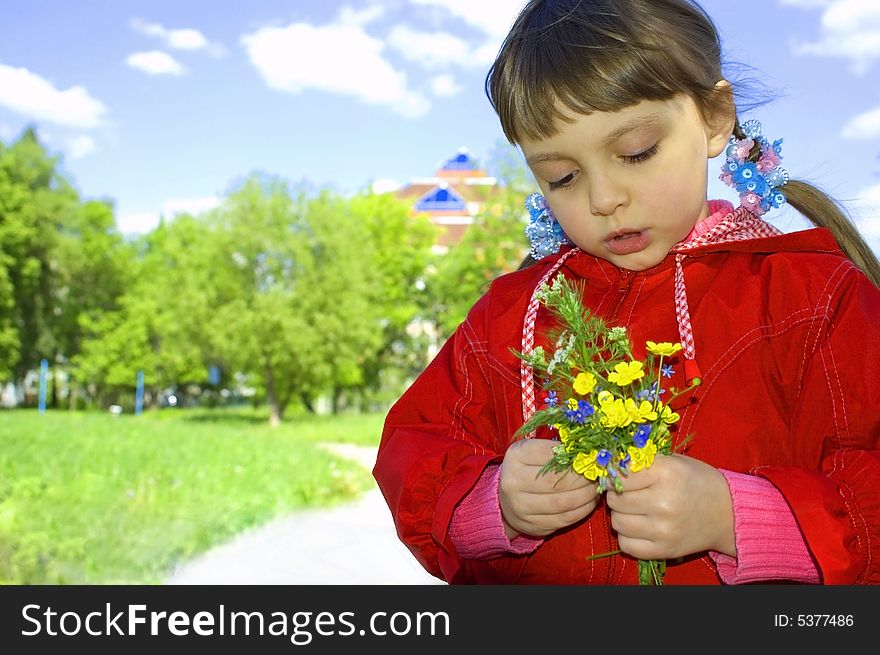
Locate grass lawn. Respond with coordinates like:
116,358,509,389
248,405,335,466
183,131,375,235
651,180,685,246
0,407,387,584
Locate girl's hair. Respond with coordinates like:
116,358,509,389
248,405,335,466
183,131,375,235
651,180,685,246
487,0,880,286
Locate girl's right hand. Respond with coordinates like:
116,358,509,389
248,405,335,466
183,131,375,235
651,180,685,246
499,438,599,539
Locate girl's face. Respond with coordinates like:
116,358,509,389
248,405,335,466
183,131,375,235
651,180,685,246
519,94,731,271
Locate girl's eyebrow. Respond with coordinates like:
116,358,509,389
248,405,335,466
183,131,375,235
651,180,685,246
601,111,666,145
526,111,667,166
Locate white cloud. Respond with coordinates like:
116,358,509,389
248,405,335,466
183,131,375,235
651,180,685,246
338,5,385,26
160,195,221,216
851,182,880,238
842,106,880,139
371,178,402,194
118,211,160,235
788,0,880,74
430,74,463,97
409,0,525,38
241,14,429,118
129,18,225,56
778,0,833,8
117,196,221,235
388,25,474,68
401,0,523,70
66,135,96,160
0,64,106,129
126,51,186,76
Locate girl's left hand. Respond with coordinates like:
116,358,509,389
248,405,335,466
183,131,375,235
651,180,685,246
604,454,735,560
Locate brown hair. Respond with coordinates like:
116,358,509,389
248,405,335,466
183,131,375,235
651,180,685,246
487,0,880,286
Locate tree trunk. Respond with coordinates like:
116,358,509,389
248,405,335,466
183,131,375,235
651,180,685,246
264,360,282,427
68,379,79,411
50,353,59,409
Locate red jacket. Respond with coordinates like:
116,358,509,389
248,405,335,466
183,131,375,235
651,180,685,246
374,227,880,584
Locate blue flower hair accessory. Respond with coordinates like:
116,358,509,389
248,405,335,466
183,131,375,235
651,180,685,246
720,119,789,216
524,192,571,259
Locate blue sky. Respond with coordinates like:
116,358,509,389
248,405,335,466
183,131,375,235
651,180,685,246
1,0,879,252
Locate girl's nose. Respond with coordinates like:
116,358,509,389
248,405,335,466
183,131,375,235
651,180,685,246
587,169,627,217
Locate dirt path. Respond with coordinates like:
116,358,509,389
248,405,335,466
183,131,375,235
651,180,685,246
164,444,445,585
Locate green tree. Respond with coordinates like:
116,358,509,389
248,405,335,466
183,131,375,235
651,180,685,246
48,199,133,407
204,175,385,425
427,143,534,339
73,213,214,409
0,128,79,388
347,190,437,409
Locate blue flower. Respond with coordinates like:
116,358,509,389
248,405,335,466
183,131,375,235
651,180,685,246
544,390,559,407
661,364,674,378
619,453,631,471
633,423,652,448
564,399,595,424
524,193,571,259
732,161,758,186
636,381,666,401
596,449,612,467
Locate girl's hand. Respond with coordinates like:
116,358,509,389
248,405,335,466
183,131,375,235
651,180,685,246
499,438,599,539
605,454,735,560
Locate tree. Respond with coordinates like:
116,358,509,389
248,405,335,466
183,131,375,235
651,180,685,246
48,199,132,407
203,174,387,425
427,141,533,339
346,190,437,408
0,128,78,389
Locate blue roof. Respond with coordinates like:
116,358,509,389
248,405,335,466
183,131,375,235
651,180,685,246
439,150,479,171
415,186,467,212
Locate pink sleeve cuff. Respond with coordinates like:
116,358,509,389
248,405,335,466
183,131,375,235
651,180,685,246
710,469,821,584
448,464,543,559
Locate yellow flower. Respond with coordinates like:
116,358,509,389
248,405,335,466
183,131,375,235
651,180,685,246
573,372,597,395
597,390,614,405
572,450,607,480
645,341,683,357
567,397,579,410
627,439,658,472
556,424,572,444
659,404,680,424
625,398,658,423
599,398,632,428
654,423,671,449
608,360,645,386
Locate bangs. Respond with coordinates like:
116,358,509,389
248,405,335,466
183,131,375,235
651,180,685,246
487,0,721,143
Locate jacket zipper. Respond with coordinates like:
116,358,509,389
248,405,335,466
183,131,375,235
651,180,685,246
603,268,635,584
607,270,635,324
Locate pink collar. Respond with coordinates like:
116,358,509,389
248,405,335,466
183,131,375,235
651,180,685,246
680,199,734,245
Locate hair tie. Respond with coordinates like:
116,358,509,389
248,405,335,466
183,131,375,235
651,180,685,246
720,119,789,216
524,192,572,259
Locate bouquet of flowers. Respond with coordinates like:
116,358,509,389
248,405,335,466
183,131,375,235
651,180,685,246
513,274,697,584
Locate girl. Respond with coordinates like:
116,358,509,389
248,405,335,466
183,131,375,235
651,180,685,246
373,0,880,584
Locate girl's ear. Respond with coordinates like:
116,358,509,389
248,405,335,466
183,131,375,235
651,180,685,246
705,80,735,158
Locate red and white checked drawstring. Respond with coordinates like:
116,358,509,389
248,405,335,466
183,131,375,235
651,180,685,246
520,248,580,438
673,254,702,385
519,206,782,436
670,205,782,385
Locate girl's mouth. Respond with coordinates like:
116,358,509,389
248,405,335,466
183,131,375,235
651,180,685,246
606,230,650,256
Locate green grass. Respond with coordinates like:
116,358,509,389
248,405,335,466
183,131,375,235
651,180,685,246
0,407,387,584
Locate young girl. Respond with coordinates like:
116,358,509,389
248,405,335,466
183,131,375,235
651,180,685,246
373,0,880,584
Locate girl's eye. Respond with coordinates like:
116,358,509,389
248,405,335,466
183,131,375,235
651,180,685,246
548,172,576,190
622,143,659,164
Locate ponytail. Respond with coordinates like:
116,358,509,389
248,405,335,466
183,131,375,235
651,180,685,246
732,121,880,289
782,180,880,289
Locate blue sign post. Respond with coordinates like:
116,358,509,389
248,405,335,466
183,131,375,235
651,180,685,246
38,358,48,414
135,370,144,416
